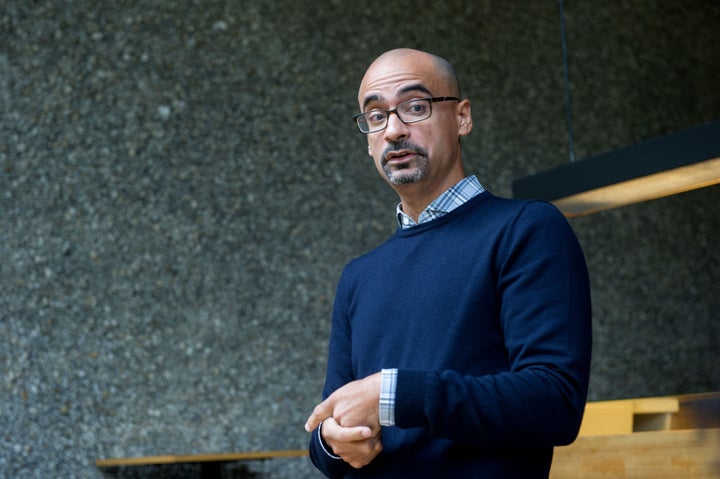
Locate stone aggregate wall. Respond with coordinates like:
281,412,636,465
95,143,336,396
1,1,718,478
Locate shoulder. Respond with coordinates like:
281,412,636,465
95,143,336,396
467,194,581,261
341,232,400,276
466,191,568,228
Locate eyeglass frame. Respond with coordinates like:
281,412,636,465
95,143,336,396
352,96,460,134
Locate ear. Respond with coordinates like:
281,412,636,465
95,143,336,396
457,99,473,137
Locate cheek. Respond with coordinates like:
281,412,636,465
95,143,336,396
367,137,383,165
368,144,386,175
372,153,384,175
367,136,380,154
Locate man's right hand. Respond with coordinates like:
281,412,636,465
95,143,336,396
321,417,383,469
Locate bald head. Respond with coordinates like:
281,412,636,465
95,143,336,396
358,49,461,107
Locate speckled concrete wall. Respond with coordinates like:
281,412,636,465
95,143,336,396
1,1,718,478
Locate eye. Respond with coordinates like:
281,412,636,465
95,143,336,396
401,100,430,117
366,110,387,124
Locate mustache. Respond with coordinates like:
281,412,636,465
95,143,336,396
382,140,427,162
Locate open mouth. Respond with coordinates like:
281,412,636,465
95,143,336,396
384,150,417,165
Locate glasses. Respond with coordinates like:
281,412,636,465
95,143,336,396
353,96,460,134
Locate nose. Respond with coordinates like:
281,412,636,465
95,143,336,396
383,111,409,142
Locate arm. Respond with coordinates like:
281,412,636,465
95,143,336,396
307,274,383,476
394,201,592,446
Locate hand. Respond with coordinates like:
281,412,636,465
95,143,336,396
305,372,382,433
320,417,383,469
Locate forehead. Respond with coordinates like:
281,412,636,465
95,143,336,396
358,54,441,108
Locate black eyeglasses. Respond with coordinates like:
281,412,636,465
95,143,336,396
353,96,460,134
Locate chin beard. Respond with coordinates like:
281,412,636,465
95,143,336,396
383,157,428,185
381,140,429,185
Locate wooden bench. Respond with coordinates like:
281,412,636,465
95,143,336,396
96,449,308,479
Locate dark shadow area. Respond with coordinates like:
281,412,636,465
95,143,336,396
99,462,260,479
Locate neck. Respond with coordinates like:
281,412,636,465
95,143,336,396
396,170,466,223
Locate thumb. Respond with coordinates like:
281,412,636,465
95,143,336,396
330,423,374,442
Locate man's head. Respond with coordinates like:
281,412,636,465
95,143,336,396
357,49,473,199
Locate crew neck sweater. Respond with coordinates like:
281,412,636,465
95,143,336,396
309,191,592,478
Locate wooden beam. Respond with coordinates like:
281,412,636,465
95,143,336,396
95,449,308,468
579,396,680,436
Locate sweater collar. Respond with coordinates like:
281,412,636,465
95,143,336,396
396,175,485,229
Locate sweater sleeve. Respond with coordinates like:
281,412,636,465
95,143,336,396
307,274,355,478
394,201,592,447
308,423,351,478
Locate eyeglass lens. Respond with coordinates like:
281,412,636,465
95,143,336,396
358,98,433,133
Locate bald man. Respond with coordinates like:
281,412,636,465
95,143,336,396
305,49,592,478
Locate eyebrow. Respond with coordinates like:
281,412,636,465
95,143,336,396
362,83,434,111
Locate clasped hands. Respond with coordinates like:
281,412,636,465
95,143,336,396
305,372,383,469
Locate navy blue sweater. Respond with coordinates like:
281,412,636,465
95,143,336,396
309,192,592,478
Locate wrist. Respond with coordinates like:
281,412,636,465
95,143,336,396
317,421,342,460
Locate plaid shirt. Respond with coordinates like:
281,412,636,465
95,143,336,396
381,175,485,427
396,175,485,228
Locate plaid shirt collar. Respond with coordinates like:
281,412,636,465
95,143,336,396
396,175,485,229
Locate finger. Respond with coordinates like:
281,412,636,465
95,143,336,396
304,401,333,432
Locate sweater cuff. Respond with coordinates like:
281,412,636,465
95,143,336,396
394,369,430,428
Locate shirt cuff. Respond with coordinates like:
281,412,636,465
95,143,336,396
379,368,397,427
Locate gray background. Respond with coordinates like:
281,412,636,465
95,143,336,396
1,1,718,478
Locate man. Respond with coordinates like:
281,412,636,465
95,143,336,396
305,48,592,478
